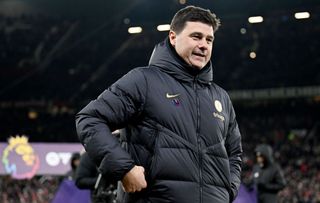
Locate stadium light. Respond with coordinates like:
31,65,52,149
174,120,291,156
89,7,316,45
28,110,38,119
240,28,247,34
128,26,142,34
157,24,170,31
248,16,264,24
249,51,257,59
294,12,310,19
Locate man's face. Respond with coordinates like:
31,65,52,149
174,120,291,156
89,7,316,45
256,153,265,167
256,155,264,164
169,21,214,70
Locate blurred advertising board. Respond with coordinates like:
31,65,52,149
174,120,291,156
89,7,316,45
0,136,84,179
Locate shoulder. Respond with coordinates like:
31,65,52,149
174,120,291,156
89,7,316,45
135,66,160,76
121,66,159,82
110,67,150,89
210,82,232,102
107,66,159,100
211,82,228,94
122,67,148,80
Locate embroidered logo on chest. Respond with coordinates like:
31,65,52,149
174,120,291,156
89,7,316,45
213,100,225,121
166,93,180,99
166,93,181,106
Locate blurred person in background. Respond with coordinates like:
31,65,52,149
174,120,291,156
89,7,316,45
76,5,242,203
253,144,286,203
53,152,90,203
66,152,81,180
75,151,116,203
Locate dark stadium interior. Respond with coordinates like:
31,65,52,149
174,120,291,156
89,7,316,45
0,0,320,202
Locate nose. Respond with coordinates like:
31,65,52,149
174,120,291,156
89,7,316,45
198,38,209,50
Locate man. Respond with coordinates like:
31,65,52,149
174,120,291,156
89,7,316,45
253,144,286,203
75,152,98,192
76,5,242,203
75,152,116,203
66,152,81,181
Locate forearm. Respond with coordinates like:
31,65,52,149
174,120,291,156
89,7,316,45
76,114,134,180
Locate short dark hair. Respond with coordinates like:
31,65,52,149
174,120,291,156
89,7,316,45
170,5,221,34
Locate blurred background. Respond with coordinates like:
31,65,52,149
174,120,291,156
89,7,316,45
0,0,319,202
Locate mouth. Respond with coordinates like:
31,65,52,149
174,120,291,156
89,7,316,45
193,52,205,58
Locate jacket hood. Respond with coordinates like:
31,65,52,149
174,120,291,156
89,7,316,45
148,38,213,85
255,144,274,164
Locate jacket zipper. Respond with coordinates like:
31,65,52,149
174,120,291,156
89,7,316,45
149,128,159,180
193,76,203,203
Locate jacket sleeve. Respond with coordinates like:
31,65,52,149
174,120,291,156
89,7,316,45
75,68,147,181
225,97,242,201
75,153,98,190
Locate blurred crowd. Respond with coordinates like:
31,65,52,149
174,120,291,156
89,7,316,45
0,175,60,203
237,99,320,203
0,9,319,102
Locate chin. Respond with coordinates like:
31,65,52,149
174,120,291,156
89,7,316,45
192,63,205,70
190,60,206,69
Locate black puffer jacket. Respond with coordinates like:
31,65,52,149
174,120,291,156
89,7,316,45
76,38,242,203
253,144,286,203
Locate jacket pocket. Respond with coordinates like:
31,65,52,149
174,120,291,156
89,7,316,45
203,141,231,190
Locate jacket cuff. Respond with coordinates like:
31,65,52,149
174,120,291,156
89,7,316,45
98,155,135,181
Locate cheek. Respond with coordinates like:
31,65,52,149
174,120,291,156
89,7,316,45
175,39,195,60
208,47,213,56
176,45,189,58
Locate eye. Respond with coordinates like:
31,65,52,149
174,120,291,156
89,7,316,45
206,38,213,44
192,35,201,40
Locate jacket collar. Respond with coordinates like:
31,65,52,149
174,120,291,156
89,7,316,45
148,38,213,85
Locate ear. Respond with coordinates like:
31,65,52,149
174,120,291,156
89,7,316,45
169,30,176,46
